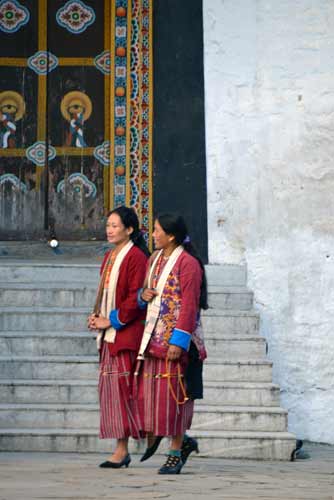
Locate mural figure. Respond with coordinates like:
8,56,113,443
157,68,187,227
0,91,25,148
61,91,92,147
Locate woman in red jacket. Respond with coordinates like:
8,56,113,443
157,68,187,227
135,213,208,474
88,206,149,469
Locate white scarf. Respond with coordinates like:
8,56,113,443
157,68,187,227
96,240,134,349
137,245,184,359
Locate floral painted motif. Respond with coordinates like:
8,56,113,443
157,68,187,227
57,173,97,198
26,142,56,167
150,268,182,351
0,0,30,33
27,51,58,75
94,51,111,75
56,0,95,34
148,258,207,361
0,173,26,192
94,141,110,166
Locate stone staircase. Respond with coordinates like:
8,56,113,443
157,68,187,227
0,260,296,459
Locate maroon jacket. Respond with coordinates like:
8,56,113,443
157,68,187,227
100,245,148,356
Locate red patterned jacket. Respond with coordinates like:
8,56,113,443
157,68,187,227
100,245,148,356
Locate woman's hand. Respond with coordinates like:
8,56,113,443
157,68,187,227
89,314,111,331
167,345,183,361
87,314,97,330
141,287,158,303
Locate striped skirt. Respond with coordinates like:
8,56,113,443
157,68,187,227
98,343,141,439
135,356,194,437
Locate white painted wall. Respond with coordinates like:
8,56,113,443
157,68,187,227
203,0,334,443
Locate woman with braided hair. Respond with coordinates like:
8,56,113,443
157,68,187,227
135,213,208,474
88,206,149,469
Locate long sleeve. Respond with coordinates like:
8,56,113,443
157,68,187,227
169,256,202,350
117,249,148,325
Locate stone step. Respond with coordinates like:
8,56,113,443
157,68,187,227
206,335,266,359
0,356,272,382
0,283,97,309
0,356,98,380
0,332,97,357
189,430,296,460
203,381,281,407
0,262,100,284
0,307,90,331
0,380,281,407
0,380,99,405
0,331,266,359
204,359,272,382
205,265,247,287
0,428,296,460
207,286,253,310
0,242,109,259
0,283,252,310
0,262,247,287
201,309,259,335
192,405,287,432
0,404,288,432
0,307,260,334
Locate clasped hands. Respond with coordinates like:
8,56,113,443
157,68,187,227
87,313,111,331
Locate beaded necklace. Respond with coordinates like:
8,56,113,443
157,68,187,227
151,252,167,289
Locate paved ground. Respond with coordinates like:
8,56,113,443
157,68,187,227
0,443,333,500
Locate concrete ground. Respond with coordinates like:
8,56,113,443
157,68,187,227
0,443,333,500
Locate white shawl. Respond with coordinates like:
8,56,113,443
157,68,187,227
96,240,134,349
137,245,184,359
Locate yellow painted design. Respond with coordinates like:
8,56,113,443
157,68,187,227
0,91,26,121
0,149,26,157
55,147,95,156
60,91,92,122
37,75,46,140
125,0,132,206
57,58,95,66
0,148,95,157
39,0,47,51
0,58,27,66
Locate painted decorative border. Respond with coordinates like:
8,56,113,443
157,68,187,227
111,0,153,244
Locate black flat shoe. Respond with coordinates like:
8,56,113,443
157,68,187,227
181,435,199,464
140,435,163,462
99,454,131,468
158,454,183,475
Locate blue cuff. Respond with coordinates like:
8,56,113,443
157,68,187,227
109,309,126,330
169,328,192,351
137,288,148,310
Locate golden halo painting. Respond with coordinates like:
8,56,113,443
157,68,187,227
0,91,26,148
60,91,92,148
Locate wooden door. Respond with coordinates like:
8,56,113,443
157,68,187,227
0,0,153,242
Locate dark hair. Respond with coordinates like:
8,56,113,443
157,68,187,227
156,213,208,310
108,206,150,257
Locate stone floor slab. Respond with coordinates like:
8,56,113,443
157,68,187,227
0,442,333,500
